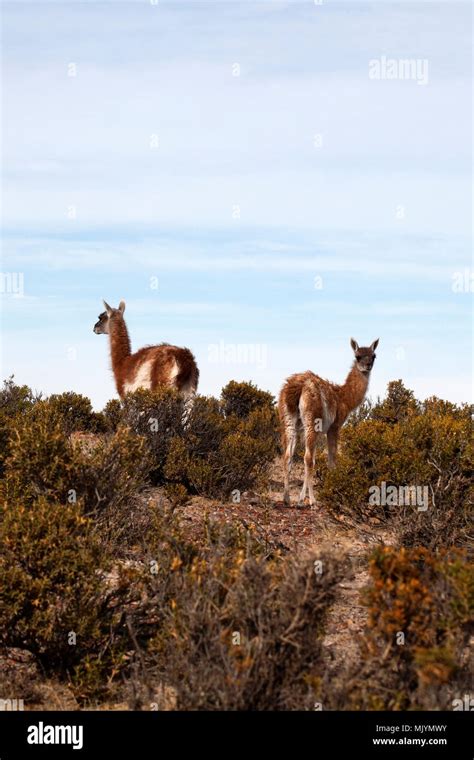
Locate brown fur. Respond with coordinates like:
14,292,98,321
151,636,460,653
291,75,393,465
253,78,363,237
95,303,199,401
278,339,378,507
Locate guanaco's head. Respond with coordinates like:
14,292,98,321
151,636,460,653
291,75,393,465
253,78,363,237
350,337,379,376
93,300,126,335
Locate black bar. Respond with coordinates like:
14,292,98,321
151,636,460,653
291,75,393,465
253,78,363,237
0,711,471,758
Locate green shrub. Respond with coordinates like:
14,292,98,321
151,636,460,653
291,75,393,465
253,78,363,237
121,385,279,499
217,407,280,495
164,399,279,499
0,491,147,702
221,380,275,419
3,404,150,552
315,418,397,523
0,377,39,475
4,403,75,503
316,386,472,546
371,379,419,424
422,395,472,420
39,392,107,434
0,494,106,671
122,388,184,483
102,398,123,432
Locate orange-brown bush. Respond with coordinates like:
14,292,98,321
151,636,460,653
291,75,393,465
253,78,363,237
322,546,473,710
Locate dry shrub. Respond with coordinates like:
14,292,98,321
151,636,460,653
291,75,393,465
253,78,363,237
39,392,107,434
123,382,279,499
102,398,123,432
394,480,472,552
3,403,150,552
165,399,278,498
0,377,40,475
124,507,345,710
316,382,471,547
70,425,151,547
221,379,275,419
322,546,473,710
0,494,106,671
0,490,149,703
121,387,184,483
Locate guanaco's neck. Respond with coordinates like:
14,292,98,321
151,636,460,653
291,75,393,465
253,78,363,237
109,317,131,373
338,361,370,419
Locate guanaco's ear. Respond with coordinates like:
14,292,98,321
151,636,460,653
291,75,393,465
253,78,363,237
118,300,126,314
350,337,359,353
370,338,379,351
103,300,113,316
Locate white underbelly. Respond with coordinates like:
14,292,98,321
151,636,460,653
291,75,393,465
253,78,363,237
123,359,153,394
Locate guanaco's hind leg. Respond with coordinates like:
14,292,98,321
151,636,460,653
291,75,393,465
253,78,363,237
298,423,317,507
281,410,298,506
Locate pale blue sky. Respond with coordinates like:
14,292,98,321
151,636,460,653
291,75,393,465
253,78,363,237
1,0,472,409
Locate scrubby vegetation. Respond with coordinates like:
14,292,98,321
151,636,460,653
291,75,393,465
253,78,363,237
317,380,472,548
0,376,471,710
38,391,108,435
122,510,345,710
322,546,473,710
112,382,279,498
0,377,40,476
